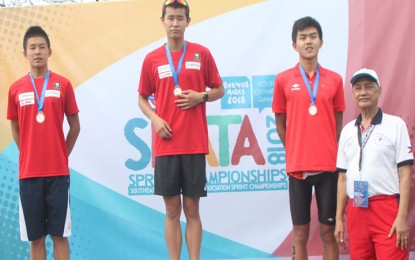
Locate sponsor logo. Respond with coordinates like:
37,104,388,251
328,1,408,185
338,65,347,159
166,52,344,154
20,99,34,107
157,64,172,79
18,92,34,101
45,90,61,98
185,61,201,70
291,83,301,91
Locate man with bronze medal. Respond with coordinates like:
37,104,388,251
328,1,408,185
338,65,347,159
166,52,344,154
7,26,80,260
138,1,224,259
272,17,345,259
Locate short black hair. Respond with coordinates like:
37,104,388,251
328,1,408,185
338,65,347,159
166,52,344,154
162,1,190,20
291,16,322,43
23,26,50,51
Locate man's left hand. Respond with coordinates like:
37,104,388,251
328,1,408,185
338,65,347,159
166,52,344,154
388,216,408,250
175,90,204,110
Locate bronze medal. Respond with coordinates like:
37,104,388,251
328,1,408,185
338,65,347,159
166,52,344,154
36,112,45,123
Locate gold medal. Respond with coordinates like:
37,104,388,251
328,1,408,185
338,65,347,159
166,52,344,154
174,87,182,96
36,112,45,123
308,105,318,116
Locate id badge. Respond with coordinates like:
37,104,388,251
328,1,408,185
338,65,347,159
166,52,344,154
353,181,369,208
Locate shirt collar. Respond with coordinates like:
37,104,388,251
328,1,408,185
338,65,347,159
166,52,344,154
295,63,325,77
355,107,383,126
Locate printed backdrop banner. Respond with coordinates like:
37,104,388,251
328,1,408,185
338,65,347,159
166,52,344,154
0,0,414,259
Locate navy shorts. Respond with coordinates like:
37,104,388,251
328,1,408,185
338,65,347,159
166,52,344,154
154,154,207,197
289,172,338,226
19,176,71,241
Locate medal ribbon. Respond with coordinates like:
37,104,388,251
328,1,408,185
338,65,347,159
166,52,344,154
29,70,50,113
165,41,187,88
299,64,320,106
357,124,375,172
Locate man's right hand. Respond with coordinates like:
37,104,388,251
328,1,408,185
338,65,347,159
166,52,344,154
334,220,346,248
152,115,172,139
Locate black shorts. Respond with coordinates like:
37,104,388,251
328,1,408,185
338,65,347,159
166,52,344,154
289,172,338,226
154,154,207,197
19,176,71,241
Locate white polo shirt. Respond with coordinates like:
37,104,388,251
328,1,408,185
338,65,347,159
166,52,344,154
337,109,414,198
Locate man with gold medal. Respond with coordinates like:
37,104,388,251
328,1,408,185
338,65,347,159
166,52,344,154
138,1,224,259
272,17,346,259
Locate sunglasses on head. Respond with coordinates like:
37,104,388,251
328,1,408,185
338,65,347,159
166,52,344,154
164,0,188,6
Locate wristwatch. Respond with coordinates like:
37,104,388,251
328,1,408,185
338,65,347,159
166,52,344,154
202,92,208,103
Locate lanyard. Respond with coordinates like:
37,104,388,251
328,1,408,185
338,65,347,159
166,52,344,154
165,41,187,88
299,64,320,105
357,124,375,172
29,70,50,113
